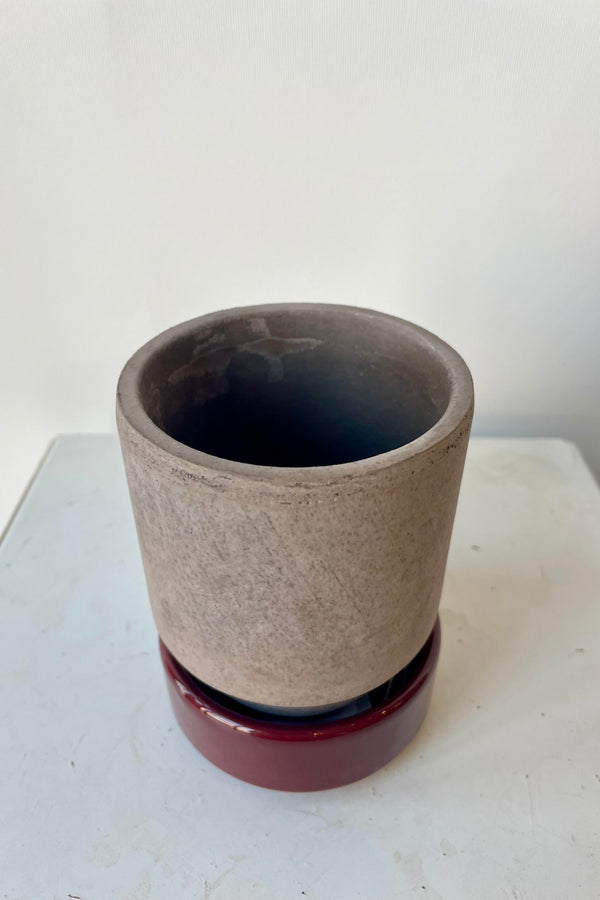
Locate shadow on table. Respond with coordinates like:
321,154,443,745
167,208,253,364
392,552,585,765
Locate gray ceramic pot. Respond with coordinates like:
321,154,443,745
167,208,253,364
117,304,473,711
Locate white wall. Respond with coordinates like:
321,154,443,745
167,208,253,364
2,0,599,529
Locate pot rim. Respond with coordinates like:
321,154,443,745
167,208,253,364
116,303,474,486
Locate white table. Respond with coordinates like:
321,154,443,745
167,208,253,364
1,436,599,900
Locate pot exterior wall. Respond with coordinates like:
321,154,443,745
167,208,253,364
116,403,472,708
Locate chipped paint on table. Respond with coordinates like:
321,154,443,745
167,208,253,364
1,436,599,899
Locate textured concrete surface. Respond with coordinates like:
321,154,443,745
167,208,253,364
117,304,473,707
4,436,600,898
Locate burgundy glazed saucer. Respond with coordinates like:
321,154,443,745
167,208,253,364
160,618,441,792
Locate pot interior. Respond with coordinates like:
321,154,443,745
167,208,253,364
138,308,453,467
